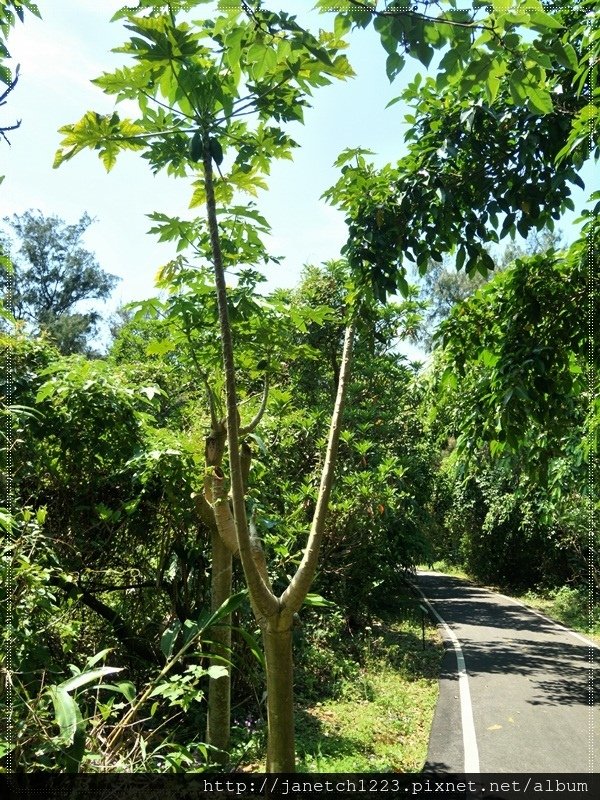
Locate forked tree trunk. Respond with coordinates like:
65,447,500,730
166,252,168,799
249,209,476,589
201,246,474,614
202,137,354,771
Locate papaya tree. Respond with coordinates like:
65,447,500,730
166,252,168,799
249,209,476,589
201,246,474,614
51,0,598,770
54,0,356,771
121,260,333,758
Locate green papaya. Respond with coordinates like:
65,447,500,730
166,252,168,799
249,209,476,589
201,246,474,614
189,130,202,162
209,137,224,166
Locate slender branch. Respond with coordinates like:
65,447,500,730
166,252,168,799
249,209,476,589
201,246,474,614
179,319,221,428
345,0,528,56
0,121,21,133
1,65,22,144
0,64,20,105
239,375,269,435
347,0,481,30
51,576,157,664
79,581,157,592
106,125,193,143
227,75,291,120
202,136,278,619
138,87,197,121
206,382,220,429
280,324,355,619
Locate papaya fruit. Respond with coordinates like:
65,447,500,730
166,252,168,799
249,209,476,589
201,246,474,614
189,130,202,162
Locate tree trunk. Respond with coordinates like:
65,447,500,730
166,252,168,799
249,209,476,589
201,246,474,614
206,529,233,759
202,136,353,772
263,621,295,773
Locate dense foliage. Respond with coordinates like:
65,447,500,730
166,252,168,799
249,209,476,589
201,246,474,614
2,260,438,770
426,227,597,594
2,0,597,775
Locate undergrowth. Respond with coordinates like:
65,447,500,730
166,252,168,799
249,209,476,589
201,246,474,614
236,588,444,772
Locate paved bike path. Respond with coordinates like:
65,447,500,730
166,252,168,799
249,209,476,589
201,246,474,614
415,571,599,773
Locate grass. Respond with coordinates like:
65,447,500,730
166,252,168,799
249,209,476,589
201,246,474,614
515,586,600,643
295,608,443,772
236,601,444,772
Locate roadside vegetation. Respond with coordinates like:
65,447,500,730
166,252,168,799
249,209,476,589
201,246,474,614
1,0,598,775
228,595,443,773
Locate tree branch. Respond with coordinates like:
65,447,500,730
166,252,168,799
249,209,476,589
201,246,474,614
51,575,158,664
280,324,354,619
202,137,278,620
239,375,269,435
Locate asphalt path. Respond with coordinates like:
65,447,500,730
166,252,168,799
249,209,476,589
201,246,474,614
415,570,599,773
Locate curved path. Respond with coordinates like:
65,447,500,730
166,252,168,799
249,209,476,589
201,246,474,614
415,570,599,773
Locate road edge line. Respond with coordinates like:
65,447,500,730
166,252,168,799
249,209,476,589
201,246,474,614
411,581,480,774
496,593,600,650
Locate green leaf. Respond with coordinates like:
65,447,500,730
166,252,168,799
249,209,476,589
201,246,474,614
201,590,248,631
385,52,405,83
48,687,79,746
58,667,123,693
508,71,528,103
524,84,553,114
146,339,175,356
248,431,267,455
304,593,336,608
85,649,113,669
489,439,505,457
334,13,352,37
35,381,57,403
485,73,501,104
247,41,278,80
440,367,458,392
99,681,136,702
235,626,265,668
478,349,500,368
54,112,146,171
549,40,578,71
414,41,434,68
529,10,564,30
161,620,182,659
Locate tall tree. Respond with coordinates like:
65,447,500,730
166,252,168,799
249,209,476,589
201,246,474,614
54,1,354,771
322,1,598,295
428,228,598,589
1,211,119,354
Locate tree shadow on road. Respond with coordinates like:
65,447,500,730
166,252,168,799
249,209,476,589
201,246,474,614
418,574,599,708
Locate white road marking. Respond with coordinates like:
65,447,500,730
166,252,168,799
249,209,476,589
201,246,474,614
412,582,480,773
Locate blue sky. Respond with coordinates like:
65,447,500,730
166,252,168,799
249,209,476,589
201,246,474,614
1,2,419,307
1,1,595,352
